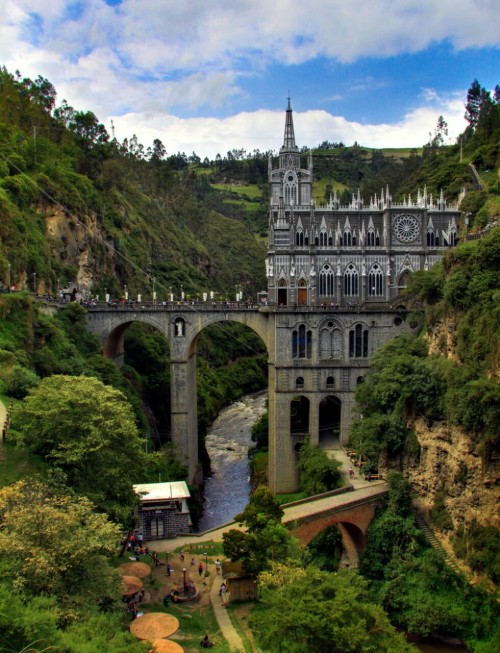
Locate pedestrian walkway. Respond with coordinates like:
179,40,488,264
209,576,245,652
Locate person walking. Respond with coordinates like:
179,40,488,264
215,558,221,575
220,581,229,606
198,561,203,577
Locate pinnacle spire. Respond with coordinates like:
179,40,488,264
281,97,298,151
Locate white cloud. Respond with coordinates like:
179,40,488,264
110,90,467,160
0,0,490,159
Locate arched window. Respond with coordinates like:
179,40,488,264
344,230,352,246
284,172,297,205
292,324,312,359
296,230,304,246
319,266,335,296
427,230,435,246
305,235,309,246
449,230,457,246
296,377,304,389
319,230,328,247
326,376,335,389
344,264,359,296
367,230,375,246
349,324,368,358
368,264,384,296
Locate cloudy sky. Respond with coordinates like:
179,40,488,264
2,0,499,159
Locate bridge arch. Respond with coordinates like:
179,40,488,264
290,500,378,567
87,307,271,482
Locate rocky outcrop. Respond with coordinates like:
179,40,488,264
406,417,499,530
44,206,114,294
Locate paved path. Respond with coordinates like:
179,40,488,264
210,576,245,652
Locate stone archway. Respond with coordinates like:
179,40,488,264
277,278,288,306
397,270,412,294
297,278,307,306
319,395,341,449
88,308,270,484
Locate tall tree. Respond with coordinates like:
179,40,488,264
0,480,121,607
13,375,146,521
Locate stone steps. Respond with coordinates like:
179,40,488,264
412,508,462,575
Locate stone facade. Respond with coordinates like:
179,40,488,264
266,99,460,308
264,101,461,492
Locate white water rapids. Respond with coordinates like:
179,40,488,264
197,391,267,531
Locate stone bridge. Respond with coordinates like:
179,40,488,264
151,482,388,567
83,301,412,493
282,482,388,565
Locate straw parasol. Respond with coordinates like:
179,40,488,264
130,613,180,640
121,575,143,596
149,640,184,653
118,561,151,578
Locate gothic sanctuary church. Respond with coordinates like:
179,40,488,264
266,99,460,308
263,101,460,490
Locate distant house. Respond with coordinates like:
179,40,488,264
133,481,192,540
221,560,258,602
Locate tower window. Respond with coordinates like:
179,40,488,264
349,324,368,358
292,324,312,359
344,264,359,296
368,264,383,296
319,267,335,296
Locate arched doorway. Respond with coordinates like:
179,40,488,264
297,278,307,306
290,395,310,452
277,279,287,306
319,395,341,449
397,270,412,294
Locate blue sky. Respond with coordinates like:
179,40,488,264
1,1,499,158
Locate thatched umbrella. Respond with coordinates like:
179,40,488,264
149,640,184,653
121,575,143,596
130,613,180,640
118,561,151,578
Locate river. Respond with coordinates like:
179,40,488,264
197,391,267,532
197,392,469,653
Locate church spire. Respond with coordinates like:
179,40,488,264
281,97,298,152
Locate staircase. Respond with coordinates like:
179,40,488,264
412,508,462,575
469,162,487,190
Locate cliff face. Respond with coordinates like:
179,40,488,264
45,206,108,294
403,317,499,532
408,417,499,529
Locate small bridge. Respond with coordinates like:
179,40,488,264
152,482,388,567
283,482,388,565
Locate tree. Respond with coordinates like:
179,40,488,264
0,480,121,608
465,79,484,130
298,437,341,495
13,375,146,521
234,487,283,531
250,565,417,653
223,488,295,575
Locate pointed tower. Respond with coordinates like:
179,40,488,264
269,99,312,208
281,97,298,153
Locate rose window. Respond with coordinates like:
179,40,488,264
394,214,420,243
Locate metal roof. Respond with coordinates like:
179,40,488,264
133,481,191,502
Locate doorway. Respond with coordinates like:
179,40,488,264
319,396,341,449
